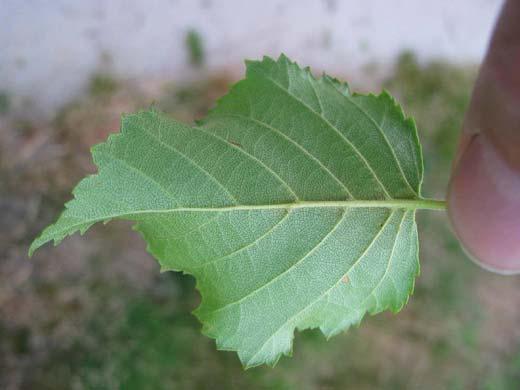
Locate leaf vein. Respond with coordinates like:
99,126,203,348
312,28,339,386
194,210,292,270
208,114,353,199
212,208,349,314
246,209,397,363
142,120,239,204
260,74,392,198
195,126,300,201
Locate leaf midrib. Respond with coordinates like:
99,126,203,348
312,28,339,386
32,198,443,254
54,199,445,234
117,199,445,213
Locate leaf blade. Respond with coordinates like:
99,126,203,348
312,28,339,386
30,55,430,367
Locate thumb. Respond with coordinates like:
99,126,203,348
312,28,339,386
448,0,520,274
449,134,520,274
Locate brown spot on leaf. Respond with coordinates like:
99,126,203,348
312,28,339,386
228,140,242,148
342,275,349,284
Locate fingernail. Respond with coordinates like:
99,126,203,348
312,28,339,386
448,134,520,274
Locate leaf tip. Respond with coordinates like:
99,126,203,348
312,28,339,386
27,242,38,258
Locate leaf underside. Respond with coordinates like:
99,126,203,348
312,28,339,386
30,55,424,368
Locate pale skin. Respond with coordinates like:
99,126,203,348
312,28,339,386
448,0,520,274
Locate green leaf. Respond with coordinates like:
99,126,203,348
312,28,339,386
30,55,445,368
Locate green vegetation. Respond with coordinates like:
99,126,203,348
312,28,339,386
88,73,119,98
185,29,205,67
0,91,10,114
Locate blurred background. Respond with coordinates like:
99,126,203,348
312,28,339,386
1,1,520,389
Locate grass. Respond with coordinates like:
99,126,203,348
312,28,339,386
185,29,205,67
0,91,10,115
88,74,119,98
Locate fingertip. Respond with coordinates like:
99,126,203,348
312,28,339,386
448,134,520,274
